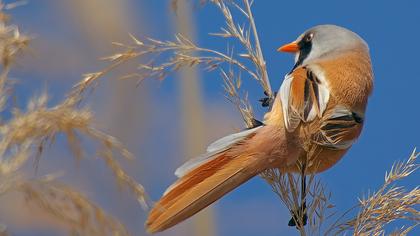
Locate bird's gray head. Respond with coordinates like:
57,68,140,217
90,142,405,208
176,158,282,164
278,25,369,69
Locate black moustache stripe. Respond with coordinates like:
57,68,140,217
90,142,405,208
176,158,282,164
291,40,312,72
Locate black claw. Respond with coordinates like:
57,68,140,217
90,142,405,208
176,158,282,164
288,209,308,227
288,202,307,227
259,92,277,108
288,214,308,227
259,97,271,107
288,217,296,227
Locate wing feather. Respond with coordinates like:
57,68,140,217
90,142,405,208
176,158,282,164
279,65,362,150
280,67,330,131
313,106,363,149
175,126,261,178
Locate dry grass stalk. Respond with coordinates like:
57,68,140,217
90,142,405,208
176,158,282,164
1,173,131,236
329,149,419,236
0,92,148,206
389,224,418,236
0,34,148,207
0,2,148,234
210,0,272,97
220,67,255,127
92,1,272,95
0,2,29,113
261,158,333,236
12,175,130,236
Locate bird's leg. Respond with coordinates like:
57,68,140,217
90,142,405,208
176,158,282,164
288,163,308,228
259,91,277,108
300,169,308,226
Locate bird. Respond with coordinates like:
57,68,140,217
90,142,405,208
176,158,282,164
145,24,373,233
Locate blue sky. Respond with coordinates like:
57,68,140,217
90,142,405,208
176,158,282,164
8,0,420,235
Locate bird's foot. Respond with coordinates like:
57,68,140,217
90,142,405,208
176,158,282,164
288,203,307,228
259,91,277,108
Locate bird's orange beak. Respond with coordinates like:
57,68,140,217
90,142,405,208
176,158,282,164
277,41,300,53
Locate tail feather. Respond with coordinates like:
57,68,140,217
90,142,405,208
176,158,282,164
146,153,262,233
146,129,265,233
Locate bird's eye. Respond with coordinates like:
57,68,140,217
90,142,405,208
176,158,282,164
305,33,314,42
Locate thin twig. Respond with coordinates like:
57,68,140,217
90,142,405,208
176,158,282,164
242,0,272,97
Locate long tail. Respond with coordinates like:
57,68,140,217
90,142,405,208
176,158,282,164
145,127,266,233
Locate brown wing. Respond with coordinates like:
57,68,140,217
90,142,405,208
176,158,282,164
279,66,330,131
279,66,363,150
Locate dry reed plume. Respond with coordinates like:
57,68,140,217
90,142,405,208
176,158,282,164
2,174,130,236
0,1,147,235
328,149,419,235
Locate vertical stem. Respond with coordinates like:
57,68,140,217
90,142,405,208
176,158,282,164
174,1,216,236
243,0,272,97
299,162,307,231
300,162,307,210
